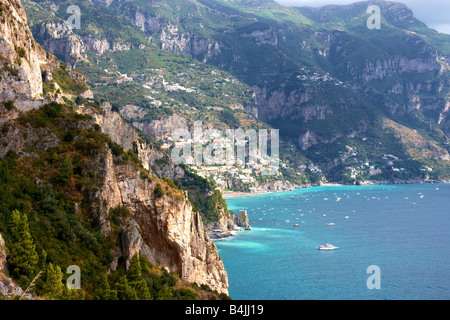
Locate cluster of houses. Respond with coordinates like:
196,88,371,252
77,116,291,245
297,69,346,87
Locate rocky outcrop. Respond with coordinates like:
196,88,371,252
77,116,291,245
33,21,86,63
122,3,220,60
252,85,314,121
252,179,299,193
241,27,278,46
119,219,156,269
77,102,229,292
128,115,189,141
235,210,251,231
77,101,184,180
0,233,7,272
96,149,228,294
0,0,43,102
32,21,134,63
158,24,221,60
0,272,24,299
357,56,440,82
0,102,59,158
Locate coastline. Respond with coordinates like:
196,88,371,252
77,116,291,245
221,179,449,198
222,191,275,198
216,179,449,241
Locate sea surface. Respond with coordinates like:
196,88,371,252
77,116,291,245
215,183,450,300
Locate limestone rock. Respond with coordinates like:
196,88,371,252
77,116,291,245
0,233,7,272
0,0,43,102
95,150,228,294
236,210,251,231
77,101,184,180
0,273,24,298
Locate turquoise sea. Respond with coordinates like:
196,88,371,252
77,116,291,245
215,183,450,300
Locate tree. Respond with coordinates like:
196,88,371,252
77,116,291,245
133,279,152,300
127,254,151,300
156,284,173,300
38,249,47,269
115,275,137,300
7,210,39,277
93,275,118,300
60,286,86,300
128,254,142,282
41,263,64,297
58,157,73,183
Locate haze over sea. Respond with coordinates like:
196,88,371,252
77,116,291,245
215,183,450,300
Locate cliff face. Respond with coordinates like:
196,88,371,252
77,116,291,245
98,149,229,294
33,21,86,63
0,233,7,272
77,101,184,180
0,0,230,297
0,0,43,102
76,102,228,293
32,20,135,64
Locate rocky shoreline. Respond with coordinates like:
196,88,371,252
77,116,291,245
207,210,252,241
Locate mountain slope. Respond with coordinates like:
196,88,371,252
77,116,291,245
23,0,450,184
1,0,230,299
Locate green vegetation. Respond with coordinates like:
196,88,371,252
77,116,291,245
0,102,227,300
51,67,89,95
175,168,229,223
22,0,450,186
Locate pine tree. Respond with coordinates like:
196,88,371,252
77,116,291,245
115,275,137,300
134,279,152,300
8,210,22,241
94,275,118,300
7,210,39,277
38,249,47,268
126,254,152,300
58,157,73,183
42,263,64,297
128,254,142,282
60,286,86,300
156,284,173,300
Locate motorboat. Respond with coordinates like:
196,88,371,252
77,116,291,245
318,243,339,250
326,223,335,226
292,224,300,227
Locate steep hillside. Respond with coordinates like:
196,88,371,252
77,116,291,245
22,0,450,184
0,0,230,300
23,0,320,190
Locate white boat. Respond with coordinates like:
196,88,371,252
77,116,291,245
318,243,339,250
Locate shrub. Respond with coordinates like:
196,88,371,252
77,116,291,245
154,183,164,198
2,100,15,111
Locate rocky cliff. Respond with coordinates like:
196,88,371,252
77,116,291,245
0,0,43,103
77,101,184,180
1,0,229,297
0,233,7,272
97,149,228,294
76,101,228,293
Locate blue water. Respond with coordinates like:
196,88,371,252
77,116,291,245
215,183,450,300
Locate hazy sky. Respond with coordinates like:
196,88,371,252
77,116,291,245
275,0,450,34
